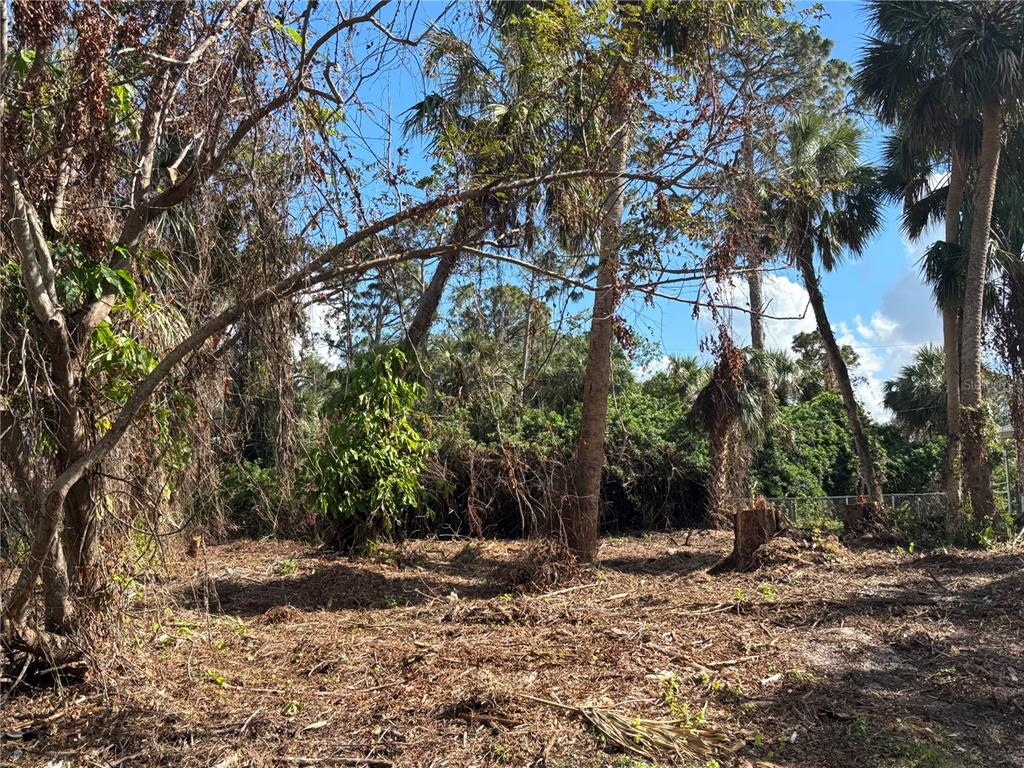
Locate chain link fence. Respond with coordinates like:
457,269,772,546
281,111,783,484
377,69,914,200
756,493,949,534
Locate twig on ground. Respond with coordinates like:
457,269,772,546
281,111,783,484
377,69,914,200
274,757,393,767
533,582,601,599
239,707,263,734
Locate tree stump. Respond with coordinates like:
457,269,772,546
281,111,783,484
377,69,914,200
711,503,780,573
843,501,879,538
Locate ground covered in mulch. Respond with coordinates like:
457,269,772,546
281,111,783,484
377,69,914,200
3,530,1024,768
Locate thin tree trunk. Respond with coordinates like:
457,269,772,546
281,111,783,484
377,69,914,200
960,99,1002,523
1011,369,1024,517
797,255,884,506
942,148,965,533
741,128,765,352
707,422,734,527
405,213,470,350
520,271,536,401
565,108,632,563
747,267,765,350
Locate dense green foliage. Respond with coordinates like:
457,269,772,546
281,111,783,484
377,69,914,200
302,349,430,553
222,329,952,544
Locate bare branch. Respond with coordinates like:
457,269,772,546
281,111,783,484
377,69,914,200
76,1,395,341
4,170,60,327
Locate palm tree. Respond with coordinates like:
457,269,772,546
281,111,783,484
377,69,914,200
403,35,499,352
771,113,885,506
947,1,1024,520
874,129,972,529
856,0,1024,521
693,343,790,524
883,345,948,441
990,129,1024,519
856,0,973,521
999,260,1024,511
403,24,554,353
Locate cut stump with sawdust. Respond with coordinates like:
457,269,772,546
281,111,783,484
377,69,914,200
843,501,880,539
710,500,780,573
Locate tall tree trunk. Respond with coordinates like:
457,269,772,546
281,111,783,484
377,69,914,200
565,105,632,563
942,148,965,533
1011,369,1024,517
405,213,471,351
741,128,765,352
960,99,1002,523
1007,265,1024,517
747,266,765,350
797,255,884,506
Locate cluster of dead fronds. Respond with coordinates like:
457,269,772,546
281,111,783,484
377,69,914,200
500,537,582,594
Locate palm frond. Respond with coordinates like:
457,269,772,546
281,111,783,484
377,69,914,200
921,239,966,311
883,344,947,439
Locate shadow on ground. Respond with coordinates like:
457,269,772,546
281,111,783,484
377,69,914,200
600,547,721,575
750,644,1024,768
745,569,1024,768
178,558,508,615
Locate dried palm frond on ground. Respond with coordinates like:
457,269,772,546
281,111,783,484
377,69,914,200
520,693,743,762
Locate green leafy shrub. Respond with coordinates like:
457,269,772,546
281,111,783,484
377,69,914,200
303,348,429,553
886,501,946,550
875,425,944,494
222,460,285,536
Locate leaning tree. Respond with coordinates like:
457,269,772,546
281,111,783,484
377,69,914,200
769,113,886,507
0,0,643,658
0,0,416,655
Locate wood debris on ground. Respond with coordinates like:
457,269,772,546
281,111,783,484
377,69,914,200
3,532,1023,767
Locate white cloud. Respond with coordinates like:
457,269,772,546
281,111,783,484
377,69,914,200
634,354,671,381
761,274,819,348
836,319,889,421
703,261,942,422
700,272,816,350
835,221,944,420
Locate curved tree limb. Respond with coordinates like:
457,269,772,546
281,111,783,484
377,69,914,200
1,166,664,621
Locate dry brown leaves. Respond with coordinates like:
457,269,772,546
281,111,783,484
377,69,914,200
3,533,1023,767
